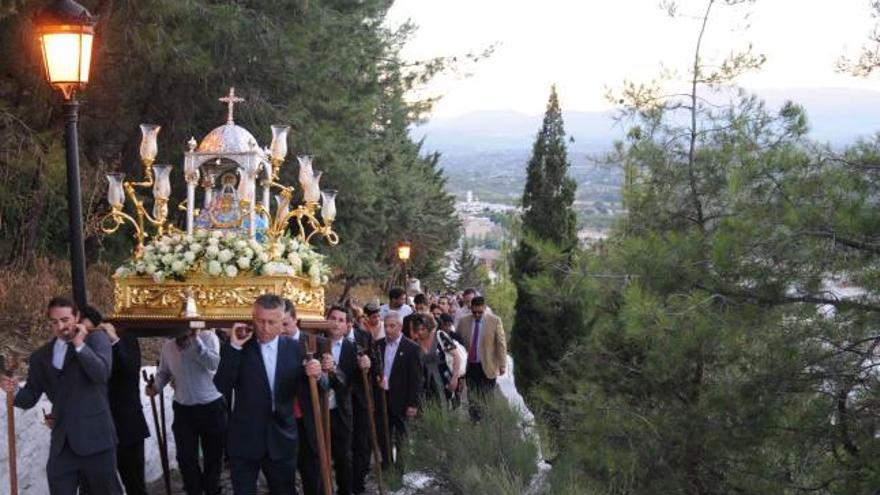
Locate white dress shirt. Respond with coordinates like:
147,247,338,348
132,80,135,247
380,304,412,320
328,339,343,409
52,338,69,370
260,336,279,398
382,336,401,391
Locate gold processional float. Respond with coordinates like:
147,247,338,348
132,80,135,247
103,88,338,334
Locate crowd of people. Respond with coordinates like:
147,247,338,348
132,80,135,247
0,286,507,495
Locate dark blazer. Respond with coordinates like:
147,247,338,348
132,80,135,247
289,333,329,456
350,327,379,411
109,334,150,445
327,339,357,430
377,336,423,417
15,332,117,457
214,335,308,462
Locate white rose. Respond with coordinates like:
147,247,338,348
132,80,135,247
205,245,220,258
114,266,130,277
207,237,219,246
184,235,194,244
218,249,234,263
237,257,251,270
145,245,156,253
195,229,208,239
161,254,174,266
153,271,165,283
211,230,224,239
287,253,302,271
260,262,275,275
171,261,185,273
235,240,247,250
184,251,196,263
207,260,222,276
248,239,261,250
258,252,270,263
190,243,203,253
145,264,157,275
225,265,238,277
243,247,254,258
159,243,171,254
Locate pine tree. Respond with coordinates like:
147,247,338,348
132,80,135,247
511,86,578,393
453,239,481,291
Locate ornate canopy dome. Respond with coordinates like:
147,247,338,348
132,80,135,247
196,122,258,154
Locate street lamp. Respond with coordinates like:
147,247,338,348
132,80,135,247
35,0,97,307
397,241,411,294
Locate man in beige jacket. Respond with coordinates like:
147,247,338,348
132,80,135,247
455,296,506,419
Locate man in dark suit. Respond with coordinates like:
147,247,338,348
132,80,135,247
81,306,150,495
0,296,119,495
375,311,422,468
214,294,324,495
346,311,379,494
324,306,371,495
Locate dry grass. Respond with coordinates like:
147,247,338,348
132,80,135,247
0,257,116,365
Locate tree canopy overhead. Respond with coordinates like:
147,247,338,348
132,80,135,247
0,0,461,295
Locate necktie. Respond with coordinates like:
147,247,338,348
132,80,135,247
469,319,481,363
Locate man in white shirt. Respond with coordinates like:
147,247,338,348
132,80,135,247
146,329,225,495
379,287,413,320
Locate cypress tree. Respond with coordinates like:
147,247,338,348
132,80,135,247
511,86,578,393
453,239,481,291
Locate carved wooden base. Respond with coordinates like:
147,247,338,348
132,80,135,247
112,274,325,321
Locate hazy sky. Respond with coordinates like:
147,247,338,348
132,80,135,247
387,0,879,118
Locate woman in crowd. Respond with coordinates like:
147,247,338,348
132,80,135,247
411,314,464,408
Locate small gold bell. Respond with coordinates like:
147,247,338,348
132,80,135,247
179,288,200,318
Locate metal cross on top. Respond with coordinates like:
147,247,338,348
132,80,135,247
219,87,245,124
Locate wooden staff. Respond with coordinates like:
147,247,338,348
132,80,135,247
157,360,170,488
357,347,385,495
3,353,18,495
377,355,393,466
307,335,333,495
143,370,172,495
320,339,332,462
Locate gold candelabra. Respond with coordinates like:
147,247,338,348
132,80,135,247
101,88,340,259
101,124,177,257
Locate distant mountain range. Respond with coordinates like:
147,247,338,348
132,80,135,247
413,87,880,157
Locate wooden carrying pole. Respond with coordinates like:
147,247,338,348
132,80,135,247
157,361,170,490
3,354,18,495
307,335,333,495
359,361,385,495
143,370,172,495
320,339,332,463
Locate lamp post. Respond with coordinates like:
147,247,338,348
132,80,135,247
35,0,96,307
396,241,411,294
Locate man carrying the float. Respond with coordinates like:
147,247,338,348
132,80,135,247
0,297,119,495
214,293,325,495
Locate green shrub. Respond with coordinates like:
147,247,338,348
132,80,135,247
406,395,539,495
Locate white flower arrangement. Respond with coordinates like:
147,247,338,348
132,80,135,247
116,229,330,286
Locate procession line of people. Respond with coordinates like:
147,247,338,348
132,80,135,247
0,287,507,495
